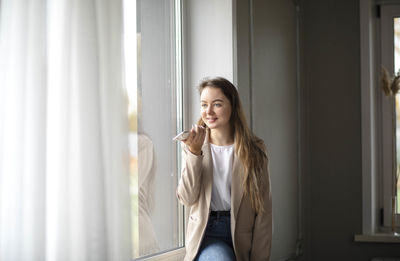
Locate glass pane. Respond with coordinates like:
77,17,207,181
123,0,139,256
395,17,400,214
124,0,182,258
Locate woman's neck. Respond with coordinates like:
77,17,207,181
210,127,234,146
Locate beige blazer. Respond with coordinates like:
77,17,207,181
176,134,272,261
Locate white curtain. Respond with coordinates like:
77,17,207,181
0,0,132,260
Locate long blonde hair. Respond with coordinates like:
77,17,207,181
196,77,267,213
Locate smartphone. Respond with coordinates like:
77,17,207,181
173,130,190,141
172,125,205,141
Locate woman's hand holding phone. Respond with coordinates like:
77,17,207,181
184,124,206,156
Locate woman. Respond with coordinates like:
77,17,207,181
176,77,272,261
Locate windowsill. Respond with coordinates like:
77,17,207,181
136,247,185,261
354,233,400,243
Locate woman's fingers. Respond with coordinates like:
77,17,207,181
194,125,205,144
183,126,195,145
184,124,205,154
199,126,206,142
185,125,197,143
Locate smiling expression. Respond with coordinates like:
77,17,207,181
200,87,232,130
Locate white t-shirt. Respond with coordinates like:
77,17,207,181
210,143,234,211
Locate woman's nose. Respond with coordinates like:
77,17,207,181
206,106,213,114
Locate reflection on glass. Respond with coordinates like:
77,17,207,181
394,17,400,214
124,0,181,259
123,0,140,257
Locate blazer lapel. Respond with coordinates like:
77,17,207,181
231,152,244,220
202,129,213,211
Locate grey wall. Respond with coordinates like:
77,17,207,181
300,0,400,260
251,1,299,260
235,0,300,259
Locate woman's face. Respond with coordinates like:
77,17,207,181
200,87,232,131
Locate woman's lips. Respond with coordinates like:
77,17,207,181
207,118,217,123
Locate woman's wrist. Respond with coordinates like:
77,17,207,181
189,147,202,156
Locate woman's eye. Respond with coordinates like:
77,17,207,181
201,104,207,108
214,103,222,107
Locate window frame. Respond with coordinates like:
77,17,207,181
137,248,185,261
359,0,400,237
126,0,187,259
379,3,400,229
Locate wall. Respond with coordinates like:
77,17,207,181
300,0,400,260
185,0,233,127
250,0,299,260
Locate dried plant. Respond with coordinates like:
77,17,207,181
382,66,400,96
382,67,392,96
397,164,400,198
392,74,400,96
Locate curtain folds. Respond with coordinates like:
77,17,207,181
0,1,132,260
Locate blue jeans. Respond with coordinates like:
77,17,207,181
195,214,236,261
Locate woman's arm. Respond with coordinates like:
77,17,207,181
250,159,272,261
176,144,204,206
176,125,206,206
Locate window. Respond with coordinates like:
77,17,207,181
395,17,400,215
123,0,185,259
359,1,400,237
379,3,400,230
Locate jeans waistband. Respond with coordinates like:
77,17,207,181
210,211,230,217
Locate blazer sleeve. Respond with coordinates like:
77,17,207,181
250,158,272,261
176,144,204,206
